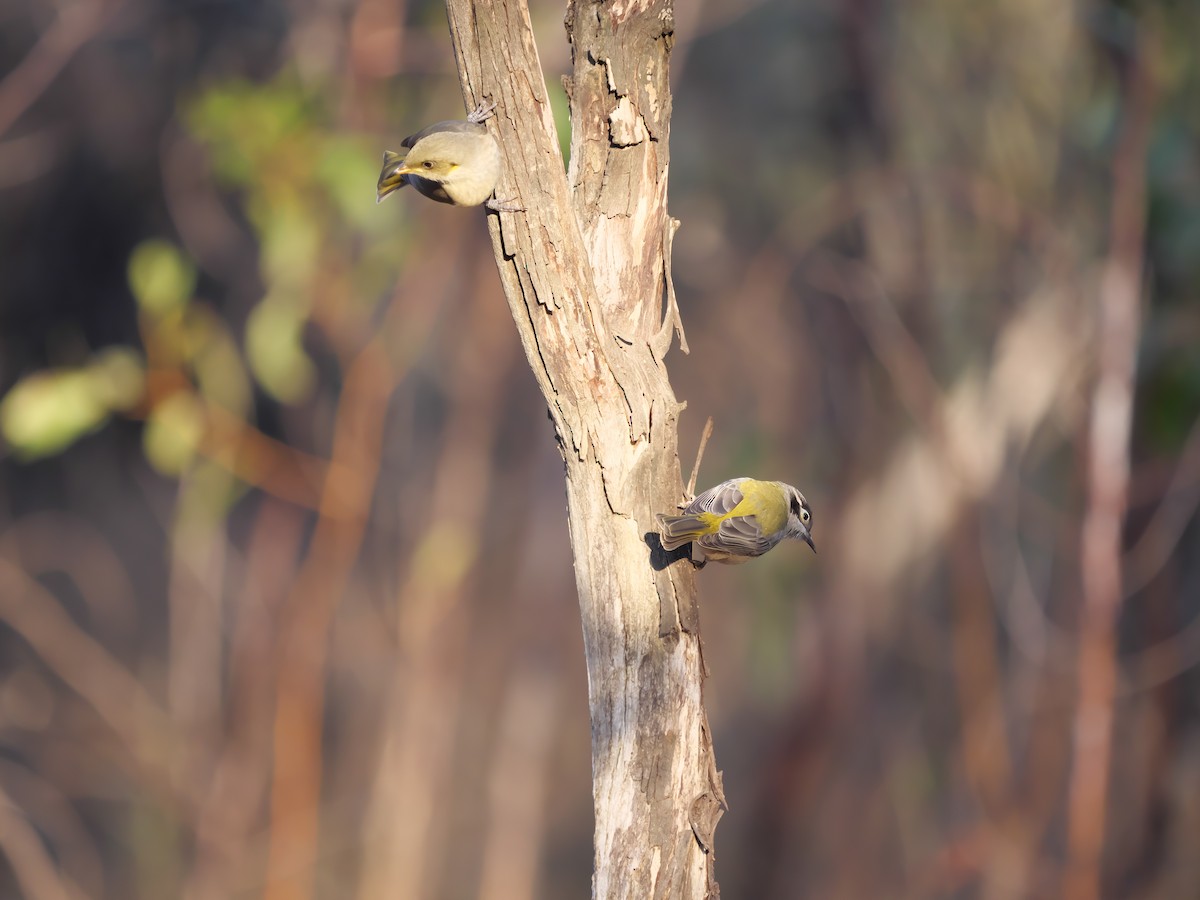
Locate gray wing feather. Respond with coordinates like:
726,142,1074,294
401,119,487,148
702,515,778,557
685,480,745,516
405,175,454,204
658,480,746,552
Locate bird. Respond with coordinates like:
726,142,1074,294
376,101,520,211
656,477,815,566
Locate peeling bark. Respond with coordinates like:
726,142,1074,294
441,0,723,896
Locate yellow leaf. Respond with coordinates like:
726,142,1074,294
128,240,196,316
143,392,206,475
0,369,109,458
245,300,316,404
89,347,146,411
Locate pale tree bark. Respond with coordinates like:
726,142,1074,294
441,0,725,897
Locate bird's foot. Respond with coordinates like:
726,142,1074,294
486,196,525,213
468,100,498,125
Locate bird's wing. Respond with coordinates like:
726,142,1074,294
657,481,746,550
686,480,745,516
401,119,487,149
693,479,779,558
405,176,455,204
705,514,778,557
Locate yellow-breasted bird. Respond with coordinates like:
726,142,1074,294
376,101,520,211
657,478,815,565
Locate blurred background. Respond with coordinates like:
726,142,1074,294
1,0,1199,897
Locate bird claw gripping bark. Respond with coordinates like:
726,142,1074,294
467,100,497,125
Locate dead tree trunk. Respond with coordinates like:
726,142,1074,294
441,0,725,896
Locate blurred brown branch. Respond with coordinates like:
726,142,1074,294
1124,415,1200,596
357,246,518,900
0,781,89,900
1065,21,1158,900
198,404,327,509
264,337,394,900
0,559,181,800
0,0,113,140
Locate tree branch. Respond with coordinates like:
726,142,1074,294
440,0,722,896
1065,22,1157,900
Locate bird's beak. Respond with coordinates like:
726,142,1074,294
376,151,410,204
803,533,816,554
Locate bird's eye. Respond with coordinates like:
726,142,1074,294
422,160,434,169
801,509,810,523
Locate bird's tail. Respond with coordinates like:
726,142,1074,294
376,150,410,203
656,512,719,551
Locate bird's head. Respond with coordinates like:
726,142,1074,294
782,484,816,553
376,134,470,201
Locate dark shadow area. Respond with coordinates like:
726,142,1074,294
645,531,697,571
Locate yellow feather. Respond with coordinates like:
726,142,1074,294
717,479,788,535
